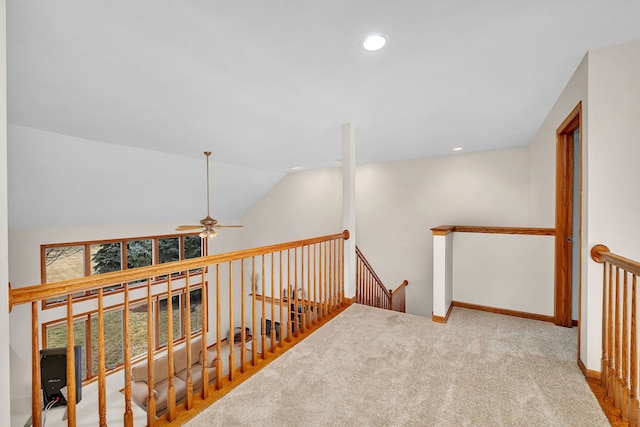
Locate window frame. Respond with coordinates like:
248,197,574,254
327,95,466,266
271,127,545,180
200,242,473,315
41,232,205,309
41,284,206,384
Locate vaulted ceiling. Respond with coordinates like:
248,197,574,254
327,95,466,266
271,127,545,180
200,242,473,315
7,1,640,174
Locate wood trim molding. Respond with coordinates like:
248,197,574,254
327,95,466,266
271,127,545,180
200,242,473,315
452,301,555,323
432,303,454,324
431,225,555,236
578,358,601,381
430,225,455,236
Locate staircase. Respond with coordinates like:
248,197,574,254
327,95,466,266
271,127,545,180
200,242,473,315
355,246,408,312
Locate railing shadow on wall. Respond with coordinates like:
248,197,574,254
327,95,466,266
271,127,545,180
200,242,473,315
8,231,350,427
430,225,556,324
591,244,640,426
355,246,408,313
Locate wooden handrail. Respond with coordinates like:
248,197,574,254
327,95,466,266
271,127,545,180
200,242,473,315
592,244,640,276
431,225,555,236
11,231,350,427
391,280,409,297
591,244,640,426
9,230,350,310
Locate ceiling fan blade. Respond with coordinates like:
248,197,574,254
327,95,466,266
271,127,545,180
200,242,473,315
176,225,204,230
214,225,244,229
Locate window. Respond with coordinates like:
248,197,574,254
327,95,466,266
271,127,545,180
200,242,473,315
43,285,204,382
90,310,124,375
158,295,182,347
44,319,87,378
40,232,207,382
41,233,203,308
159,237,180,264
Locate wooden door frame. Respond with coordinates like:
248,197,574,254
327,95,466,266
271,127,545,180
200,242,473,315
554,102,582,328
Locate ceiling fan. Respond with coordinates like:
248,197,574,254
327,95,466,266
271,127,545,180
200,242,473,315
176,151,243,238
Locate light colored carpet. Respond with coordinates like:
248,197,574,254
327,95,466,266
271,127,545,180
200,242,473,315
186,304,608,426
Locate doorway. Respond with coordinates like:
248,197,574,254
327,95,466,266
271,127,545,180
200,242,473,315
554,102,582,328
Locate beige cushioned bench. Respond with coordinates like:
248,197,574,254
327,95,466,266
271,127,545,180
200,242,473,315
130,336,217,414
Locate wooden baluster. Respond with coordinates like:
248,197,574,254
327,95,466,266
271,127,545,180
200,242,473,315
166,276,176,421
241,259,248,371
97,288,107,426
623,271,630,420
360,256,365,304
339,238,344,306
355,255,359,303
369,265,373,307
602,262,610,391
145,279,156,427
123,282,134,426
261,255,267,358
608,263,615,398
312,244,317,325
287,249,293,340
279,251,285,348
293,248,299,336
204,267,212,396
330,241,335,313
307,244,312,327
319,243,325,314
66,294,77,427
615,267,622,406
323,242,329,316
251,257,257,365
215,264,222,390
630,274,639,426
271,253,276,350
31,302,42,427
300,246,306,332
184,273,193,409
316,244,323,321
336,239,340,306
229,261,236,380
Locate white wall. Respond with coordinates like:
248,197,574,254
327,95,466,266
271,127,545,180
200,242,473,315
1,1,12,425
584,39,640,371
241,148,531,318
528,55,588,228
453,233,555,315
239,167,343,249
356,148,530,317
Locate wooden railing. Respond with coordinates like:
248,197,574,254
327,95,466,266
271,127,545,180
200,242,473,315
591,244,640,426
355,246,408,312
431,224,556,323
9,231,350,427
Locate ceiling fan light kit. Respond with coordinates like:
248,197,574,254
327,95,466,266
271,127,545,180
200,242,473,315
177,151,244,239
199,229,217,239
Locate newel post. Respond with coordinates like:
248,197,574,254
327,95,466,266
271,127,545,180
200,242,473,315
431,226,454,323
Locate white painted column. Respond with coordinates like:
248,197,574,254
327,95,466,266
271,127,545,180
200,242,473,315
342,123,356,298
0,1,12,425
432,229,453,321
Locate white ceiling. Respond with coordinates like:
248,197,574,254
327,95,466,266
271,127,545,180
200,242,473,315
7,1,640,173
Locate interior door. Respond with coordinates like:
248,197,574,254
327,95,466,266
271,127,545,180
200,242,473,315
554,102,581,328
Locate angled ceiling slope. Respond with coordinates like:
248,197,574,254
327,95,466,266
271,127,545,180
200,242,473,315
7,1,640,173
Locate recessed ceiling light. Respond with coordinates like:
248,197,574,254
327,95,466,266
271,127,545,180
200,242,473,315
362,34,388,51
453,147,463,151
289,166,302,171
